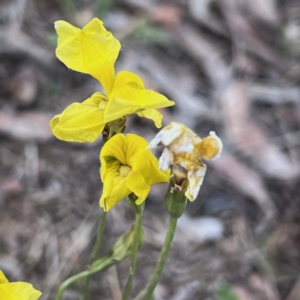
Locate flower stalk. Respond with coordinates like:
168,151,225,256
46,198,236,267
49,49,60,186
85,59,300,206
122,195,144,300
142,177,187,300
56,270,91,300
56,225,138,300
143,217,177,300
83,210,107,300
90,211,107,263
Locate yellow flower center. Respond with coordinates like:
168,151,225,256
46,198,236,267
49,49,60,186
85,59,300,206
98,100,107,110
119,165,132,177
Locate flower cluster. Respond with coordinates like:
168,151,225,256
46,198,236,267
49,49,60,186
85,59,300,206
0,270,41,300
49,18,223,210
50,18,174,143
48,17,224,300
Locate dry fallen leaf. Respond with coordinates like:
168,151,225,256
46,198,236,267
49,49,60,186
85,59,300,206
151,4,182,28
188,0,229,37
210,151,277,226
240,0,279,27
249,273,280,300
220,79,300,180
285,276,300,300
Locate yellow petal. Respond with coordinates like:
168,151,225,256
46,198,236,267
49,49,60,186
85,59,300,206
100,160,131,211
126,169,150,205
148,152,170,184
0,271,9,284
0,282,41,300
100,133,170,209
100,133,148,182
0,285,18,300
100,134,127,179
50,93,106,143
137,109,163,128
55,19,121,94
130,149,169,185
123,134,169,186
124,134,148,165
127,140,169,204
81,92,107,108
111,71,144,89
100,134,147,169
104,71,175,124
127,150,169,205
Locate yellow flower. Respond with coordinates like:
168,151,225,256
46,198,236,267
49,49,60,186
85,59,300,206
50,18,174,143
149,122,223,201
50,92,107,142
0,270,42,300
100,133,170,211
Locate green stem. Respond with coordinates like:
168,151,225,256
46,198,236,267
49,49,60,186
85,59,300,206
90,211,107,263
83,210,107,300
56,271,90,300
132,290,146,300
142,217,177,300
55,256,114,300
122,211,143,300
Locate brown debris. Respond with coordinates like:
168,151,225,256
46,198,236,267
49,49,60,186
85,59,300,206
220,79,300,180
151,5,182,28
0,110,53,141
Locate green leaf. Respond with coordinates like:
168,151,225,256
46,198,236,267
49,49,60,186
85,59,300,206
90,224,144,273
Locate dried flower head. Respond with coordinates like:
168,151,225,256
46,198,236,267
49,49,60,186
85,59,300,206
149,122,223,201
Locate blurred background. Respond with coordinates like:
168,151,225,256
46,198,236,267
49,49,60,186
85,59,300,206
1,0,300,299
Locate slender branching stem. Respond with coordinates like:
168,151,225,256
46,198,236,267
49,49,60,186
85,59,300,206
56,271,90,300
90,211,107,263
83,210,107,300
142,217,177,300
122,211,143,300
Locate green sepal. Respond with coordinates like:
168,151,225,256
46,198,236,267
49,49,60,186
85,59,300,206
164,176,188,219
127,193,145,214
103,116,127,140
